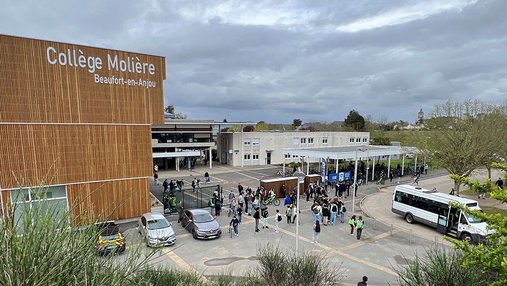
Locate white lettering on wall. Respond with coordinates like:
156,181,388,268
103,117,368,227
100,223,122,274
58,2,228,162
46,46,156,76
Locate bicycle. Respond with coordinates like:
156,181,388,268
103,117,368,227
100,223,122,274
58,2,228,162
261,195,280,206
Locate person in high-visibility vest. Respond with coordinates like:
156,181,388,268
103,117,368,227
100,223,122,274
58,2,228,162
348,215,356,235
355,216,365,240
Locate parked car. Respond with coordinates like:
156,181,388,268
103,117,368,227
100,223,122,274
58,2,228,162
95,221,126,255
138,212,176,247
180,209,222,239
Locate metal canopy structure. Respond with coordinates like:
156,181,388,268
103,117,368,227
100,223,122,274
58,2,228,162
282,144,420,215
284,145,411,160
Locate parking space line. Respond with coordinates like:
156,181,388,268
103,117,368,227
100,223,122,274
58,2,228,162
161,248,208,281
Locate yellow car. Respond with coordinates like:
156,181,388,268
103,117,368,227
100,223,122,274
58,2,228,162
95,221,126,255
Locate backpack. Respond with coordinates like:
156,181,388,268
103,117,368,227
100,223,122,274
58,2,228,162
315,223,321,232
262,209,268,217
208,198,215,208
312,207,319,214
277,214,282,222
342,206,347,213
331,205,337,213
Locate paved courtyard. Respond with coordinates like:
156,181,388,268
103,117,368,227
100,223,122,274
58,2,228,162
116,165,502,285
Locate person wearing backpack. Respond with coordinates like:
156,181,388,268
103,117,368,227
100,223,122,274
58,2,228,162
261,206,269,229
340,203,347,223
208,195,216,214
275,209,282,232
348,215,356,235
329,202,338,225
356,216,365,240
312,220,321,243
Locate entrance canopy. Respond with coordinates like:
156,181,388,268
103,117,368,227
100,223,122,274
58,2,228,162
283,145,418,160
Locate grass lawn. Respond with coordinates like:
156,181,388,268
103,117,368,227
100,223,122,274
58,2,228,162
481,206,507,217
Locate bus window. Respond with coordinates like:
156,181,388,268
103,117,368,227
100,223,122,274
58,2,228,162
466,213,483,224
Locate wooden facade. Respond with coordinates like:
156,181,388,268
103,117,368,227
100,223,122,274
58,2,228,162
0,35,165,222
67,178,150,224
0,35,165,125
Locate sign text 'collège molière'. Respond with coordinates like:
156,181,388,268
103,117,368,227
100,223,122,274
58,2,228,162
46,46,158,89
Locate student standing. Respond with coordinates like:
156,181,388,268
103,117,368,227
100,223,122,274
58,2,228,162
253,208,260,232
285,205,293,224
312,220,321,243
339,203,346,223
229,215,239,236
261,206,269,229
356,216,365,240
348,215,356,235
275,209,282,232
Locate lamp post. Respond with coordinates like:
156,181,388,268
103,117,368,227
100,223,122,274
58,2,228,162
352,147,367,215
293,168,306,254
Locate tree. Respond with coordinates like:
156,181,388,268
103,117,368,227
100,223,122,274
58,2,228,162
292,118,302,129
425,100,507,194
446,163,507,286
164,104,188,119
243,125,255,132
370,131,390,145
255,121,271,131
344,110,365,131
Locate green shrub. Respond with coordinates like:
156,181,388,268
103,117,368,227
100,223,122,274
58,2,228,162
396,246,483,286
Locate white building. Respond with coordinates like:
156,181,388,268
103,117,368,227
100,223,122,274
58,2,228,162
217,131,370,166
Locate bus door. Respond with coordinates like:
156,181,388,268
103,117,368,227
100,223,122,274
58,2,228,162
436,205,449,234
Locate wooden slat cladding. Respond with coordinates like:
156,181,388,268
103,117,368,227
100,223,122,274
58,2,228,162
0,34,165,125
67,178,150,224
0,124,152,188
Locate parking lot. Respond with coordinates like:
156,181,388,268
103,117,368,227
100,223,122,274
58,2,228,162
116,165,453,286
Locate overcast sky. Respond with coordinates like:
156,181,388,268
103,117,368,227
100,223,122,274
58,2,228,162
2,0,506,123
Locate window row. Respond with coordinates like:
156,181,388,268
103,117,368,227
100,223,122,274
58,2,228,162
244,154,259,160
349,137,369,143
394,191,448,216
243,138,260,146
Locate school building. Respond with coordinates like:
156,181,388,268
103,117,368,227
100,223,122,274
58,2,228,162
0,34,166,224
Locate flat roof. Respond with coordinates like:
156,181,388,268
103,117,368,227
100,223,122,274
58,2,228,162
283,145,417,160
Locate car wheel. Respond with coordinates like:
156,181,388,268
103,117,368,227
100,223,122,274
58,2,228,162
192,230,198,239
461,232,472,243
405,213,414,224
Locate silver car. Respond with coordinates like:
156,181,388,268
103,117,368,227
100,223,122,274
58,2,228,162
138,212,176,247
181,209,222,239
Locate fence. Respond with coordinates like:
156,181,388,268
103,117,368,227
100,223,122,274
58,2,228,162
163,184,222,214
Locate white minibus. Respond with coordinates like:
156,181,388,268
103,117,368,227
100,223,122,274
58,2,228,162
392,185,491,243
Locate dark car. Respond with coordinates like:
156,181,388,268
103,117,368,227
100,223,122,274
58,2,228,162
95,221,126,255
180,209,222,239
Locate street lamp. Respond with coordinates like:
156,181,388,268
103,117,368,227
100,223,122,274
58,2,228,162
352,147,367,215
293,167,306,254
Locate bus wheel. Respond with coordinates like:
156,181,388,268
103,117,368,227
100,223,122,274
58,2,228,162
405,213,414,224
461,232,472,243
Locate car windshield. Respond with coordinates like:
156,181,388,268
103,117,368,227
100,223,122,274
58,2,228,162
147,219,170,230
193,213,214,223
466,213,483,223
101,234,119,240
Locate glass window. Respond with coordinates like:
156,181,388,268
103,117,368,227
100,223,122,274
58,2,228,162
285,154,290,158
253,154,259,160
301,138,306,144
308,138,314,144
252,138,260,146
243,139,251,145
322,138,328,144
362,137,368,142
355,137,361,142
244,154,251,160
349,137,354,143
